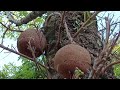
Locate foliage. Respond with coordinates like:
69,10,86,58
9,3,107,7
0,63,18,79
0,11,46,79
113,44,120,78
0,56,47,79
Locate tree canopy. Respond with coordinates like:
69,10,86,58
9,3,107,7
0,11,120,79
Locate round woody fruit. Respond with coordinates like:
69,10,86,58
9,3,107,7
17,29,47,59
54,44,91,78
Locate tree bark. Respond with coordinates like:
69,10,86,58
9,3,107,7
43,11,115,79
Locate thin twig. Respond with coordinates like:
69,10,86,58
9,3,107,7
103,60,120,73
102,28,120,73
100,20,106,30
96,11,107,19
96,17,116,66
111,53,120,61
110,23,118,37
88,15,120,79
95,59,106,78
104,17,111,47
5,11,46,26
1,28,9,44
0,48,4,53
95,46,108,67
99,21,120,32
0,22,23,32
11,45,17,51
1,23,12,44
64,21,74,43
44,12,62,27
27,37,37,60
1,52,11,60
85,19,97,28
56,11,65,48
0,44,33,60
46,11,74,44
88,19,111,79
112,46,120,55
88,65,96,79
0,44,48,70
99,28,120,75
111,16,120,34
108,30,120,56
61,11,65,25
27,37,48,78
88,50,107,79
73,11,101,38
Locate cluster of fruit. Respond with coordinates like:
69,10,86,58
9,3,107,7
17,29,91,78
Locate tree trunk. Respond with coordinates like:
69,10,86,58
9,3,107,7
43,11,115,79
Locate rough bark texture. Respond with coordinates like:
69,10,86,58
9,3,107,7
42,11,115,79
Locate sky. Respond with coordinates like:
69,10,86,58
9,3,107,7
0,11,120,70
97,11,120,40
97,11,120,31
0,38,22,70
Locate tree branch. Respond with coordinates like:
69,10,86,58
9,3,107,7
99,21,120,32
5,11,46,26
103,60,120,73
0,44,48,69
55,11,65,48
105,17,110,46
64,21,74,43
102,29,120,74
1,27,9,44
0,22,24,32
108,29,120,56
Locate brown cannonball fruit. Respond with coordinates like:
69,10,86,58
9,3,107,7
17,29,47,59
54,44,91,78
